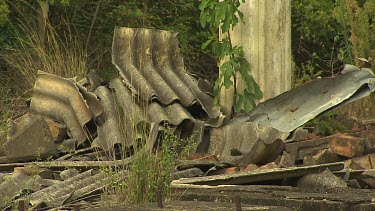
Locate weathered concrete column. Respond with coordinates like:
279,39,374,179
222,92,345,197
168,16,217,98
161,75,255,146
220,0,292,119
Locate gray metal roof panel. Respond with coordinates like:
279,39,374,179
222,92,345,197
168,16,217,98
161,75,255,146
112,27,221,120
230,69,375,133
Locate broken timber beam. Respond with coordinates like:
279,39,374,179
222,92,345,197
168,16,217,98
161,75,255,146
0,159,132,172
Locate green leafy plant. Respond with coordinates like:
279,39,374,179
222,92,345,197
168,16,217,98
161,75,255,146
199,0,262,113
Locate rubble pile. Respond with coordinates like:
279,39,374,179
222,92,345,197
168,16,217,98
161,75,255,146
1,27,375,210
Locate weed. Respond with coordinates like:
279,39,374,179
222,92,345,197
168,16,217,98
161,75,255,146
0,1,87,91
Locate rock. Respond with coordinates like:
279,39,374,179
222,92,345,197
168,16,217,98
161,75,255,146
303,149,341,165
296,169,347,190
275,151,294,168
3,114,58,162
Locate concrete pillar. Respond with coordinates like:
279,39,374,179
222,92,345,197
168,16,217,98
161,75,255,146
220,0,292,119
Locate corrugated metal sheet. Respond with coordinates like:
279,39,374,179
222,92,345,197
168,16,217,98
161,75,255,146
29,71,103,145
26,27,224,153
112,27,223,124
230,69,375,133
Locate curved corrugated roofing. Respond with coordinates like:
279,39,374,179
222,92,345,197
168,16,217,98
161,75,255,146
29,71,103,145
112,27,222,121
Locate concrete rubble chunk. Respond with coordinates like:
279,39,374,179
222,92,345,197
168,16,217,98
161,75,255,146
3,113,58,162
45,118,67,143
351,153,375,169
296,169,347,190
329,134,364,158
0,167,42,209
274,151,294,168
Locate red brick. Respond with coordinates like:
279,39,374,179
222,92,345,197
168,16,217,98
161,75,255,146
256,162,278,171
329,134,364,158
241,164,259,172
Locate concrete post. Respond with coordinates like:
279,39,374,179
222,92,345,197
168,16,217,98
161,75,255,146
220,0,292,119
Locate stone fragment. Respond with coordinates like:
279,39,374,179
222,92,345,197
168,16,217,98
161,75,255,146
351,153,375,169
329,134,364,158
274,151,294,168
303,149,341,166
296,169,347,190
3,114,58,162
45,118,67,143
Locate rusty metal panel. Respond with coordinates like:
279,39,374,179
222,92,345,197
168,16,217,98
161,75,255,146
29,71,103,145
112,27,223,122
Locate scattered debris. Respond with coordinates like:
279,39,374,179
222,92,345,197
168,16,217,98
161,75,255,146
1,27,375,209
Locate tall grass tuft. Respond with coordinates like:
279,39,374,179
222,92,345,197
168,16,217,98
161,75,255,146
0,2,87,89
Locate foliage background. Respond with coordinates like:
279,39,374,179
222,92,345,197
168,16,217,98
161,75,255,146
0,0,374,113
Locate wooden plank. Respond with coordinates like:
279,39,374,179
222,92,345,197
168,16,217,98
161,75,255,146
173,162,344,186
0,159,132,172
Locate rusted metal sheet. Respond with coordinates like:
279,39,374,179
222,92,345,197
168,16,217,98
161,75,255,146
29,71,103,145
112,27,224,125
230,69,375,133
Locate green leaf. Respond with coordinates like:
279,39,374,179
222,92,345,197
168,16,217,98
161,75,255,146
200,10,207,27
199,0,208,10
235,95,244,112
201,39,212,49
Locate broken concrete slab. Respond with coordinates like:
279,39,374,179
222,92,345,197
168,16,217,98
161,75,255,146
3,114,58,162
172,162,344,186
329,134,364,158
0,168,42,209
207,122,289,165
296,169,347,190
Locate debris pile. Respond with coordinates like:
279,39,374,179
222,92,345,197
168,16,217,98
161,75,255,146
1,27,375,210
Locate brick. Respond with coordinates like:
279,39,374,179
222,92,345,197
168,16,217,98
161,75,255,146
256,162,278,171
184,153,219,162
329,134,364,158
241,164,259,172
208,167,241,175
